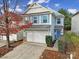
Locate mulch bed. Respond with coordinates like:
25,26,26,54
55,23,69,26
40,49,67,59
0,40,23,57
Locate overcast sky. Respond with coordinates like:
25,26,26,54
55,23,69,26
0,0,79,14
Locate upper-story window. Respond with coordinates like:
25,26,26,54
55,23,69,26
41,15,49,23
32,16,39,23
57,19,61,24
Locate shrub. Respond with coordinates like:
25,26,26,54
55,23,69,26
58,40,65,53
58,32,79,53
45,35,52,47
64,32,79,46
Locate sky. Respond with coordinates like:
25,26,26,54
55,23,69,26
0,0,79,14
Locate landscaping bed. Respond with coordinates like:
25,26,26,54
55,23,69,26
40,49,67,59
0,40,23,57
64,32,79,59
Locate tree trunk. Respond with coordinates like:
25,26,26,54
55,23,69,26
3,0,10,48
6,34,10,48
6,17,10,48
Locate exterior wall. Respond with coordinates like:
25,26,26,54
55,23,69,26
60,18,64,35
61,18,64,26
55,17,64,26
50,15,55,40
50,15,64,40
61,28,64,35
71,14,79,34
27,25,51,31
54,17,64,35
25,13,52,25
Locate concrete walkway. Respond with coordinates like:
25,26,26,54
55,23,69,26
0,42,46,59
52,40,58,51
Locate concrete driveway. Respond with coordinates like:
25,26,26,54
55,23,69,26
0,40,6,47
0,42,46,59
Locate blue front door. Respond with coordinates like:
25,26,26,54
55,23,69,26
54,29,61,40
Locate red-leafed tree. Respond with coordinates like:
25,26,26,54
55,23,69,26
0,0,32,48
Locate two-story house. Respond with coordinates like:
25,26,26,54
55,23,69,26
23,3,64,43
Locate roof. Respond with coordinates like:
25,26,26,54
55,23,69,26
47,7,64,17
73,12,79,17
24,3,64,18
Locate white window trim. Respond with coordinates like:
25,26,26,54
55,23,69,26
41,15,49,24
32,16,39,24
29,14,51,25
56,18,61,25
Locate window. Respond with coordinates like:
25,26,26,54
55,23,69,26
42,15,48,23
57,19,61,24
32,16,38,23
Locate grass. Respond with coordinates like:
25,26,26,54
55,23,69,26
64,32,79,59
58,32,79,53
64,32,79,46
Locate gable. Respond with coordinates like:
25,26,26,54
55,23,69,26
24,3,64,18
25,3,51,14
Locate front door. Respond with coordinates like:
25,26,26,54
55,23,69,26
54,29,61,40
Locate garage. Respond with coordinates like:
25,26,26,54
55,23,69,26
27,31,50,43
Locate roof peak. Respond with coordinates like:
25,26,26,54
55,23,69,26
25,3,64,17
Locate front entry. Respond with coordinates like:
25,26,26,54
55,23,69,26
54,29,61,40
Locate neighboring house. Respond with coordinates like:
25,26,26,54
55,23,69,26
0,31,24,41
72,12,79,34
23,3,64,43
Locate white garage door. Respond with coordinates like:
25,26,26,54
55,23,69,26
27,31,50,43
